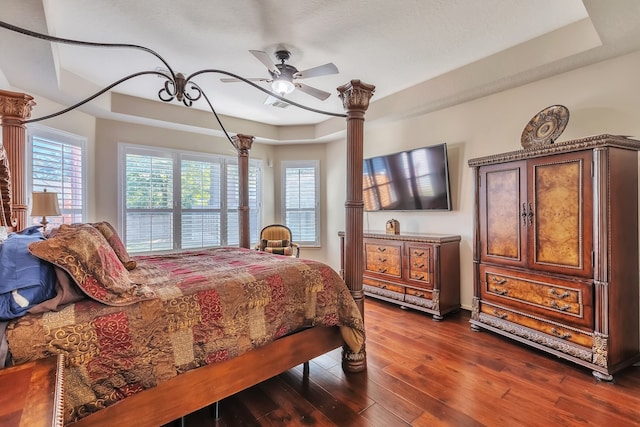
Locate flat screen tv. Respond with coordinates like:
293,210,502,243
363,143,452,211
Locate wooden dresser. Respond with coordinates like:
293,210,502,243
468,134,640,380
340,231,461,320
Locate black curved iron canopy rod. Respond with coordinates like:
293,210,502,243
0,21,346,145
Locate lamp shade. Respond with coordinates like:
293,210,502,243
31,191,61,217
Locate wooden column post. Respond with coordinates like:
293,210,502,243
337,79,375,373
0,89,36,231
231,133,254,249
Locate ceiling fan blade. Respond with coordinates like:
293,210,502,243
250,50,280,75
220,77,271,83
295,83,331,101
294,63,339,79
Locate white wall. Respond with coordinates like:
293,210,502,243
325,49,640,310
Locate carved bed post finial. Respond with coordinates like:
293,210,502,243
0,89,36,231
231,134,254,249
338,79,375,373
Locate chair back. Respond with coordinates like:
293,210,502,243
258,224,300,257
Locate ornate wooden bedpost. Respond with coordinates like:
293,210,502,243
0,89,35,231
337,79,375,373
231,133,254,249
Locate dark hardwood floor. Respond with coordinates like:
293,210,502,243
172,298,640,426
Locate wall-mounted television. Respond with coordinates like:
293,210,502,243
363,143,452,211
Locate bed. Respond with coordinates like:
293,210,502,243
0,80,374,426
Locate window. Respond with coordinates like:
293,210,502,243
27,124,86,228
282,160,320,247
120,144,261,253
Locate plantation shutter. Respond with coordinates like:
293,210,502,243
122,144,262,253
226,161,261,246
125,152,174,252
30,131,85,227
248,163,261,244
226,162,239,246
181,158,221,248
283,161,319,246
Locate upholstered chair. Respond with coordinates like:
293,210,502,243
256,224,300,257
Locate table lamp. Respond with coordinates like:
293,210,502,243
31,189,61,232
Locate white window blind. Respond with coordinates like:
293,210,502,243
121,144,262,253
282,160,320,246
226,163,239,246
125,151,174,252
225,163,262,246
247,164,261,244
28,125,86,228
181,157,221,249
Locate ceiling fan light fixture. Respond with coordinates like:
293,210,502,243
271,78,295,96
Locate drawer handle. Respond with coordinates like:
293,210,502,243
492,310,508,319
413,262,425,269
380,284,387,289
413,274,425,280
491,287,508,296
377,247,387,253
521,202,533,226
378,268,388,274
414,292,425,298
491,277,507,285
378,257,387,263
550,289,570,299
550,300,571,311
413,250,425,256
550,328,572,339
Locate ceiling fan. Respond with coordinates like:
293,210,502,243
221,49,339,105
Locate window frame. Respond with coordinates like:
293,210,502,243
119,143,262,254
281,159,321,247
26,123,87,228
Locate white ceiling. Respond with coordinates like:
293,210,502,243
2,1,640,142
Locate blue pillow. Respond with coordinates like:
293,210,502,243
0,226,56,320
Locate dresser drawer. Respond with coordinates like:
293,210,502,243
363,277,404,302
365,241,402,277
405,287,432,299
479,301,594,350
404,287,436,310
405,244,433,288
479,265,593,330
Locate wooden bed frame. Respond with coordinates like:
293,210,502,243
73,327,343,426
0,82,374,426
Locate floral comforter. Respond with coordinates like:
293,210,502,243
6,247,364,423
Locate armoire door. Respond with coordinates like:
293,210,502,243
479,160,528,268
526,150,593,278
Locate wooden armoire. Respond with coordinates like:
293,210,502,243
468,134,640,380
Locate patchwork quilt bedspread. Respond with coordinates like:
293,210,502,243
6,247,364,423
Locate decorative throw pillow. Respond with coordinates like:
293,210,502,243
28,224,154,306
263,239,290,249
264,246,293,256
91,221,137,270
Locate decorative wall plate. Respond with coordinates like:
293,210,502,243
521,105,570,149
